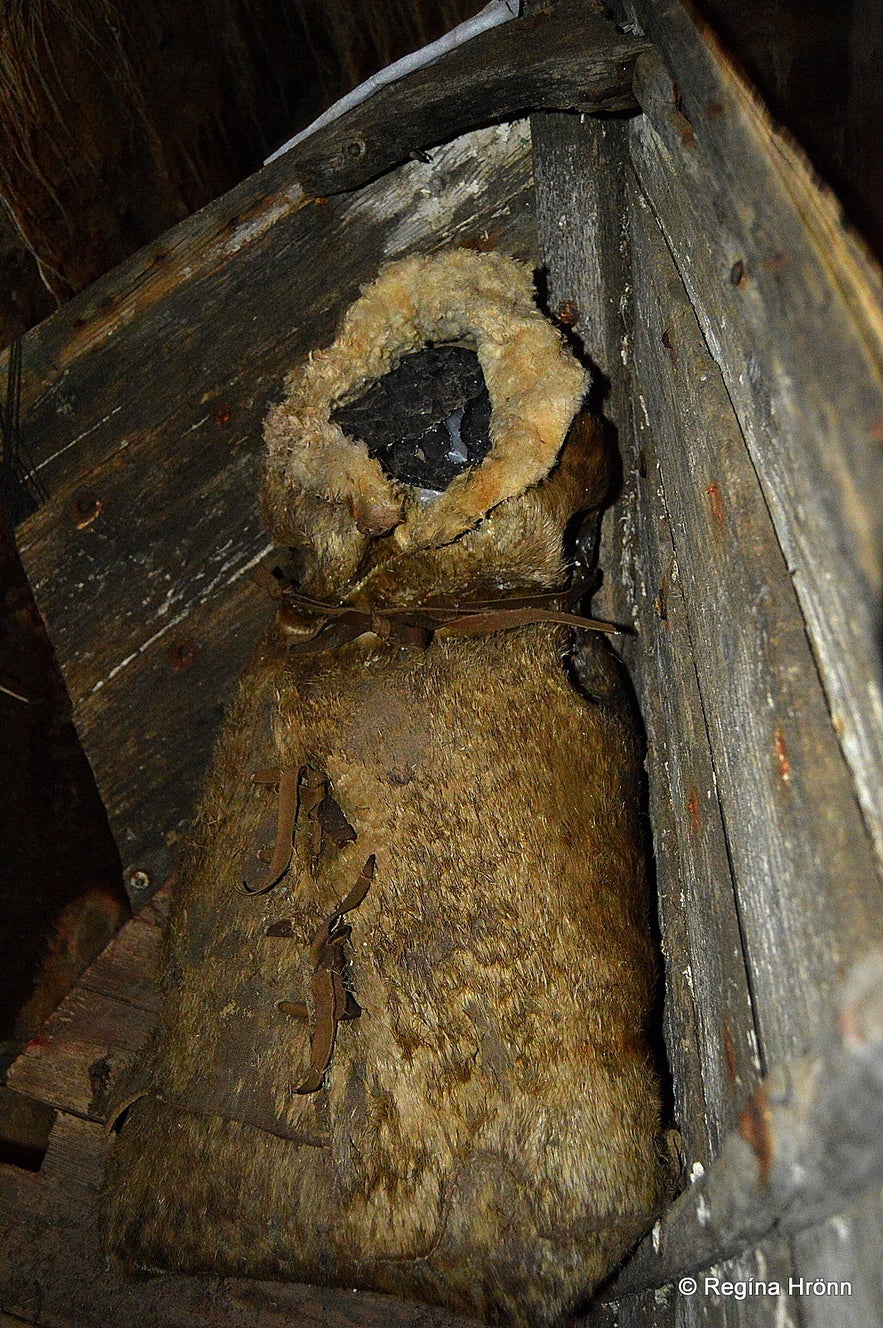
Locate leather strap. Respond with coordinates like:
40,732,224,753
240,765,358,895
279,582,621,657
238,767,301,895
294,854,375,1095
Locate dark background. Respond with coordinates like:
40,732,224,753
1,0,880,1100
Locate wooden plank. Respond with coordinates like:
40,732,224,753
7,895,163,1120
639,581,794,1320
792,1205,883,1328
529,111,636,632
624,436,761,1151
12,122,537,888
617,183,795,1328
609,949,883,1296
530,114,674,1328
0,1113,482,1328
530,109,759,1156
628,180,883,1055
625,136,883,1319
610,0,883,873
291,2,648,196
75,913,163,1012
12,126,535,500
6,985,156,1123
68,572,274,891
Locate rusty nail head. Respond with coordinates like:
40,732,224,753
125,867,151,893
558,300,579,328
72,491,102,528
347,138,366,159
168,638,199,671
213,401,233,426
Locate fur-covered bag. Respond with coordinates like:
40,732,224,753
103,249,669,1326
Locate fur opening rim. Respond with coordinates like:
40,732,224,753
263,247,588,572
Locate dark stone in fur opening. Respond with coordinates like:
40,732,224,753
332,344,492,491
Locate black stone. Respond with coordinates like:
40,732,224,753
332,344,492,491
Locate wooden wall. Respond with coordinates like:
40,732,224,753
533,1,883,1323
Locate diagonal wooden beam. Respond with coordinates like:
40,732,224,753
289,1,651,196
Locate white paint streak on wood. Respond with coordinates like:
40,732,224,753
265,0,521,164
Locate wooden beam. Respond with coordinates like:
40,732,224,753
627,178,883,1060
527,88,786,1328
290,2,650,196
611,0,883,876
6,903,163,1120
611,4,883,1313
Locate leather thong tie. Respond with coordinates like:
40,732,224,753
258,574,622,657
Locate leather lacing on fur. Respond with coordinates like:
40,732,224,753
239,761,370,1095
254,562,623,656
241,567,622,1097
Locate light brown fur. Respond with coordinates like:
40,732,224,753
103,250,669,1327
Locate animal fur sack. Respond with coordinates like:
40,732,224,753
103,249,669,1326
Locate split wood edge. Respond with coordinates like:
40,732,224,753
604,950,883,1298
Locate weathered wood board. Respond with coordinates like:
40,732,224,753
600,0,883,1319
290,1,648,196
530,106,797,1328
11,120,537,894
628,182,883,1055
614,0,883,874
531,0,883,1320
620,173,874,1325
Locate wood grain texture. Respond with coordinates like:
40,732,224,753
530,111,759,1158
612,0,883,875
610,951,883,1297
621,59,883,1317
628,184,883,1059
6,984,156,1123
610,15,883,1307
616,183,797,1328
13,122,537,891
6,887,164,1118
291,2,649,196
619,9,883,1298
530,112,675,1328
624,446,761,1154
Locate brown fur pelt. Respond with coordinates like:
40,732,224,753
103,248,670,1326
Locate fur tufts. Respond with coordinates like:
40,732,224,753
263,249,587,594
